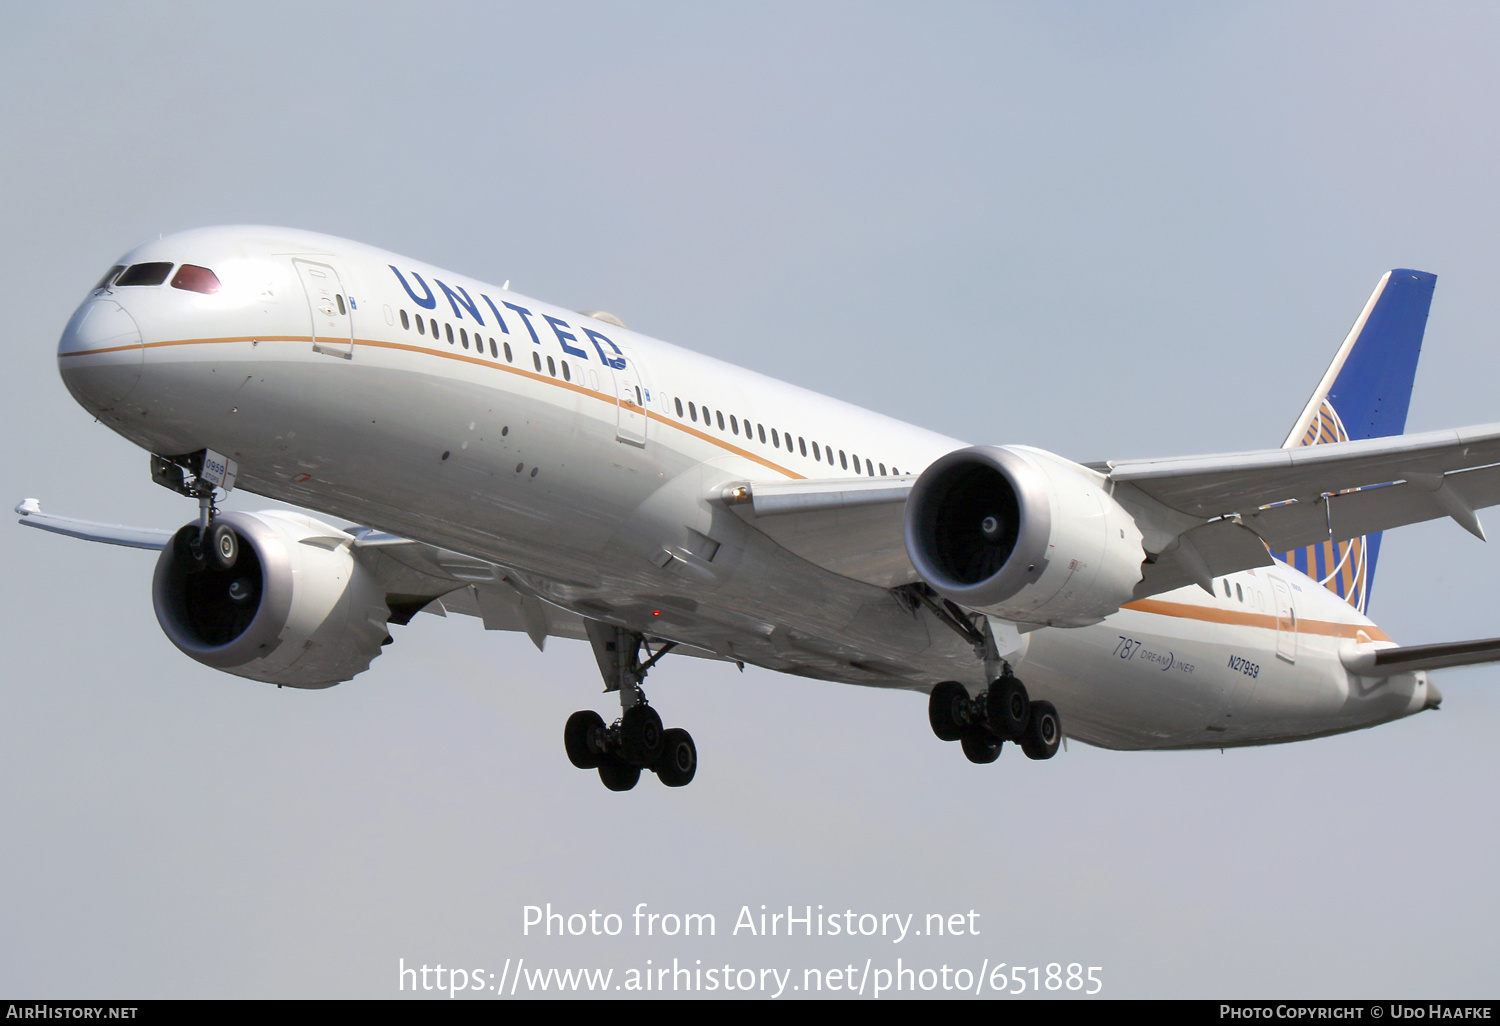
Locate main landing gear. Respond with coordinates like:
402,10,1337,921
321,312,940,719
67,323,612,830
895,584,1063,767
565,624,698,791
928,674,1062,764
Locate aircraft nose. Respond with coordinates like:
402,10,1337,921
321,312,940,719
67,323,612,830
57,297,144,406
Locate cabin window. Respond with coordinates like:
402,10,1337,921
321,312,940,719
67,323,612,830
416,316,426,336
838,450,848,470
400,309,410,330
429,317,438,337
171,264,222,295
879,463,886,476
730,415,739,435
771,428,780,447
547,355,557,377
445,323,454,344
635,386,643,406
1236,584,1244,602
675,397,684,417
689,402,698,422
716,411,725,431
533,351,542,372
489,338,497,358
562,361,571,381
503,342,513,362
798,437,807,457
866,459,875,477
460,327,469,349
115,262,174,287
335,294,346,315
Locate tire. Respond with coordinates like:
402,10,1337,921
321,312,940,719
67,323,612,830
564,710,607,769
174,525,207,573
655,728,697,787
209,522,238,570
598,756,641,791
960,728,1002,764
1020,700,1062,761
928,681,969,742
985,675,1030,741
619,704,664,767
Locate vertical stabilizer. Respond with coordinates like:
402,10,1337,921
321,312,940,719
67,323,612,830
1276,269,1436,613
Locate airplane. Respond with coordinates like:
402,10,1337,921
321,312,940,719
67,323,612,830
21,225,1500,791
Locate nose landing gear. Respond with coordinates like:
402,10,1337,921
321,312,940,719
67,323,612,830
928,674,1063,764
564,624,698,791
154,448,242,577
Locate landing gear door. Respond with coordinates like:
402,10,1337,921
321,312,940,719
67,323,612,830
610,344,648,447
293,259,354,359
1270,576,1297,663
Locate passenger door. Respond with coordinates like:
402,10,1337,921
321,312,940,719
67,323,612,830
611,343,648,447
1270,575,1298,663
293,259,354,359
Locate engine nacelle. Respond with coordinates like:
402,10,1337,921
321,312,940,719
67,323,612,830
152,510,393,687
904,446,1145,627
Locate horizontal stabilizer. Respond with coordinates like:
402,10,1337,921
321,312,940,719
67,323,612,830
1342,637,1500,676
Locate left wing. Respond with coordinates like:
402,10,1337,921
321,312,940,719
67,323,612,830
722,477,916,588
723,421,1500,599
1109,422,1500,596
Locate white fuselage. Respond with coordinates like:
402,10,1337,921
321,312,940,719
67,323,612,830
57,226,1434,751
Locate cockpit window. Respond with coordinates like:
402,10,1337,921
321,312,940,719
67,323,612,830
115,262,174,287
93,265,125,291
170,264,222,294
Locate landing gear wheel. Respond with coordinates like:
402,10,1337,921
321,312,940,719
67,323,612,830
1021,700,1062,760
960,728,1002,764
654,728,697,787
174,525,207,573
985,675,1030,741
208,522,238,570
619,704,664,767
598,756,640,791
564,710,608,769
928,681,970,742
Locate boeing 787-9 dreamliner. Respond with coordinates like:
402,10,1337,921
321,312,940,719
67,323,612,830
22,227,1500,790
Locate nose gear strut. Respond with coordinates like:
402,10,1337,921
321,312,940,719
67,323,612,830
152,449,240,572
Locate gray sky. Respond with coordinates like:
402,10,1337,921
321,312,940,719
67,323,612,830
3,1,1498,999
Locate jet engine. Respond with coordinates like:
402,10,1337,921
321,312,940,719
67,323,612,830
152,510,393,687
904,446,1145,627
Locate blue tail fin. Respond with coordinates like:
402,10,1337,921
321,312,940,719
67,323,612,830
1275,269,1437,614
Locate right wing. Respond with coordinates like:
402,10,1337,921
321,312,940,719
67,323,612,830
15,497,589,651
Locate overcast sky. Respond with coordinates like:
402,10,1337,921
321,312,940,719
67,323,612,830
3,1,1498,999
